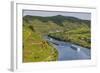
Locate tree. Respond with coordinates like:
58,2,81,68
29,25,35,32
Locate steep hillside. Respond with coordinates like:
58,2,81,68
23,23,58,62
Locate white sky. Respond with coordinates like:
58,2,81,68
23,10,91,20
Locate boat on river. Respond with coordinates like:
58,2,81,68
70,45,80,52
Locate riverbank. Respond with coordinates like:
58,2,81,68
48,28,91,49
23,26,58,62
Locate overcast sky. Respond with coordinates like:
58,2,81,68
23,10,91,20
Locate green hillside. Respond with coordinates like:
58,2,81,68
23,15,91,62
23,23,58,62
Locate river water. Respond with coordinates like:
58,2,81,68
44,36,91,61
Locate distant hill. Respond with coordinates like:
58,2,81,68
23,15,90,26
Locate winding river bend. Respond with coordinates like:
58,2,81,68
44,36,91,61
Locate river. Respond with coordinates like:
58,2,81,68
44,36,91,61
